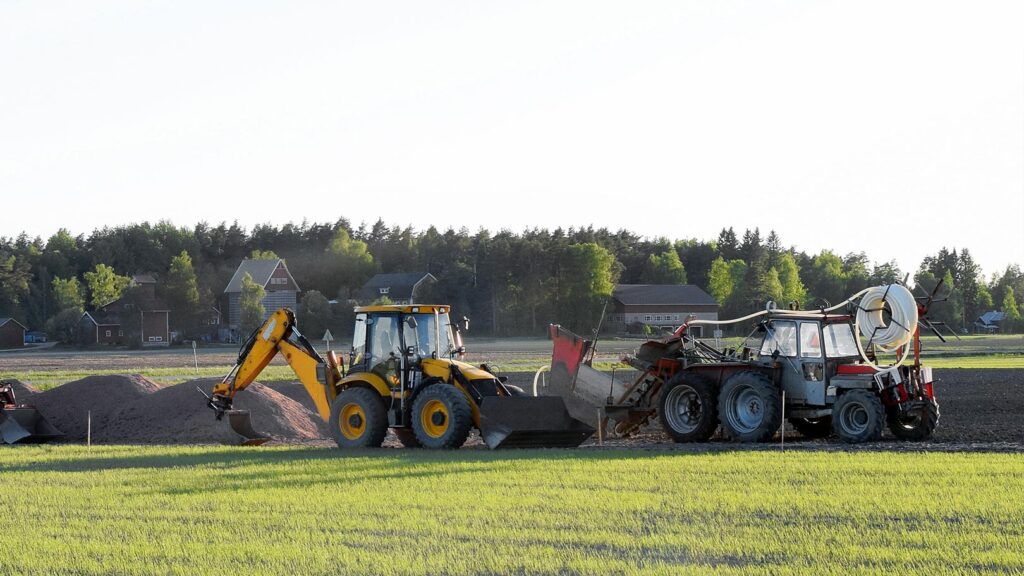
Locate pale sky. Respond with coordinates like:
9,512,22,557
2,1,1022,277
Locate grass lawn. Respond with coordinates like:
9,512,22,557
2,446,1022,575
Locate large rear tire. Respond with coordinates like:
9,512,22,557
412,384,473,449
658,372,718,442
832,390,885,443
788,417,832,439
718,371,781,442
887,399,939,441
329,387,388,448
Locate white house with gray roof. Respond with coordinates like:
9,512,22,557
223,258,300,329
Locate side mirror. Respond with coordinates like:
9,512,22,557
461,316,470,332
405,316,418,329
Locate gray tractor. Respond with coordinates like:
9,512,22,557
547,305,939,443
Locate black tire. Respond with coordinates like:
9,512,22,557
658,372,718,442
832,390,885,443
718,371,782,442
328,387,388,448
887,399,939,441
788,417,833,439
411,383,473,449
393,428,422,448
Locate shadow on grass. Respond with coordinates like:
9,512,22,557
0,444,668,475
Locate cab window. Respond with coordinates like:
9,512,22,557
761,321,797,357
824,323,860,357
800,322,822,358
351,313,367,366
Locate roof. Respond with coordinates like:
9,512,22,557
358,272,436,301
977,311,1006,325
82,310,120,326
223,259,299,293
613,284,718,307
0,317,26,331
132,273,157,284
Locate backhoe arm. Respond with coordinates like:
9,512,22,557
207,308,340,422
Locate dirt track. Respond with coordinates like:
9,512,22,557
5,368,1021,450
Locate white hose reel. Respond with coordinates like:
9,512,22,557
854,284,919,369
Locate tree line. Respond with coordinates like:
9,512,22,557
0,219,1021,343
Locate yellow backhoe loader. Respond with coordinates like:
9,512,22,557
206,305,593,449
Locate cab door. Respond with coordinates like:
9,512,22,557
796,321,826,405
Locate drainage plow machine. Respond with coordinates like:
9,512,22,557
0,382,62,444
545,283,943,443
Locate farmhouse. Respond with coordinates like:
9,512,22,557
358,272,437,305
79,274,171,346
223,258,300,329
610,284,719,337
0,317,26,349
974,310,1006,334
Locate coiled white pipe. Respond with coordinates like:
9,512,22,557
853,284,917,369
854,285,918,352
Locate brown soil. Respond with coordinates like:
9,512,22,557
27,375,161,440
97,379,322,444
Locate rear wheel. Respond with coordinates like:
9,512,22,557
329,387,388,448
832,390,884,443
412,384,473,449
887,399,939,441
718,372,781,442
658,372,718,442
788,417,832,439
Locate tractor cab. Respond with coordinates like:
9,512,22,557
350,305,461,386
748,313,861,407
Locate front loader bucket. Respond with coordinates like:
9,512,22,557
226,410,270,446
0,408,63,444
478,396,594,449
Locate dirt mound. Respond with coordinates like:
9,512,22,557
1,379,40,400
95,379,326,444
266,381,331,437
29,374,162,440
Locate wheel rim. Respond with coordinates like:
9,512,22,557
725,385,764,434
663,384,703,434
420,399,449,438
338,403,367,440
838,401,870,435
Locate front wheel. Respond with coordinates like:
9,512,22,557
411,384,473,449
658,373,718,442
718,371,781,442
832,390,885,443
887,399,939,441
329,387,388,448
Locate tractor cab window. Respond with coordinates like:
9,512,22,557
351,313,367,366
760,320,798,357
800,322,822,358
402,311,457,358
824,323,860,357
366,314,402,378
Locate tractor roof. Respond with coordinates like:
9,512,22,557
355,304,449,314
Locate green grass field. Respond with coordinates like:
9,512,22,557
3,445,1022,575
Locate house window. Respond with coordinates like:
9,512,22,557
645,315,652,322
148,336,163,342
270,277,288,285
105,330,112,337
118,330,123,337
379,287,390,295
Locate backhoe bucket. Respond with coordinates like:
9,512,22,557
226,410,270,446
478,396,594,449
0,407,63,444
